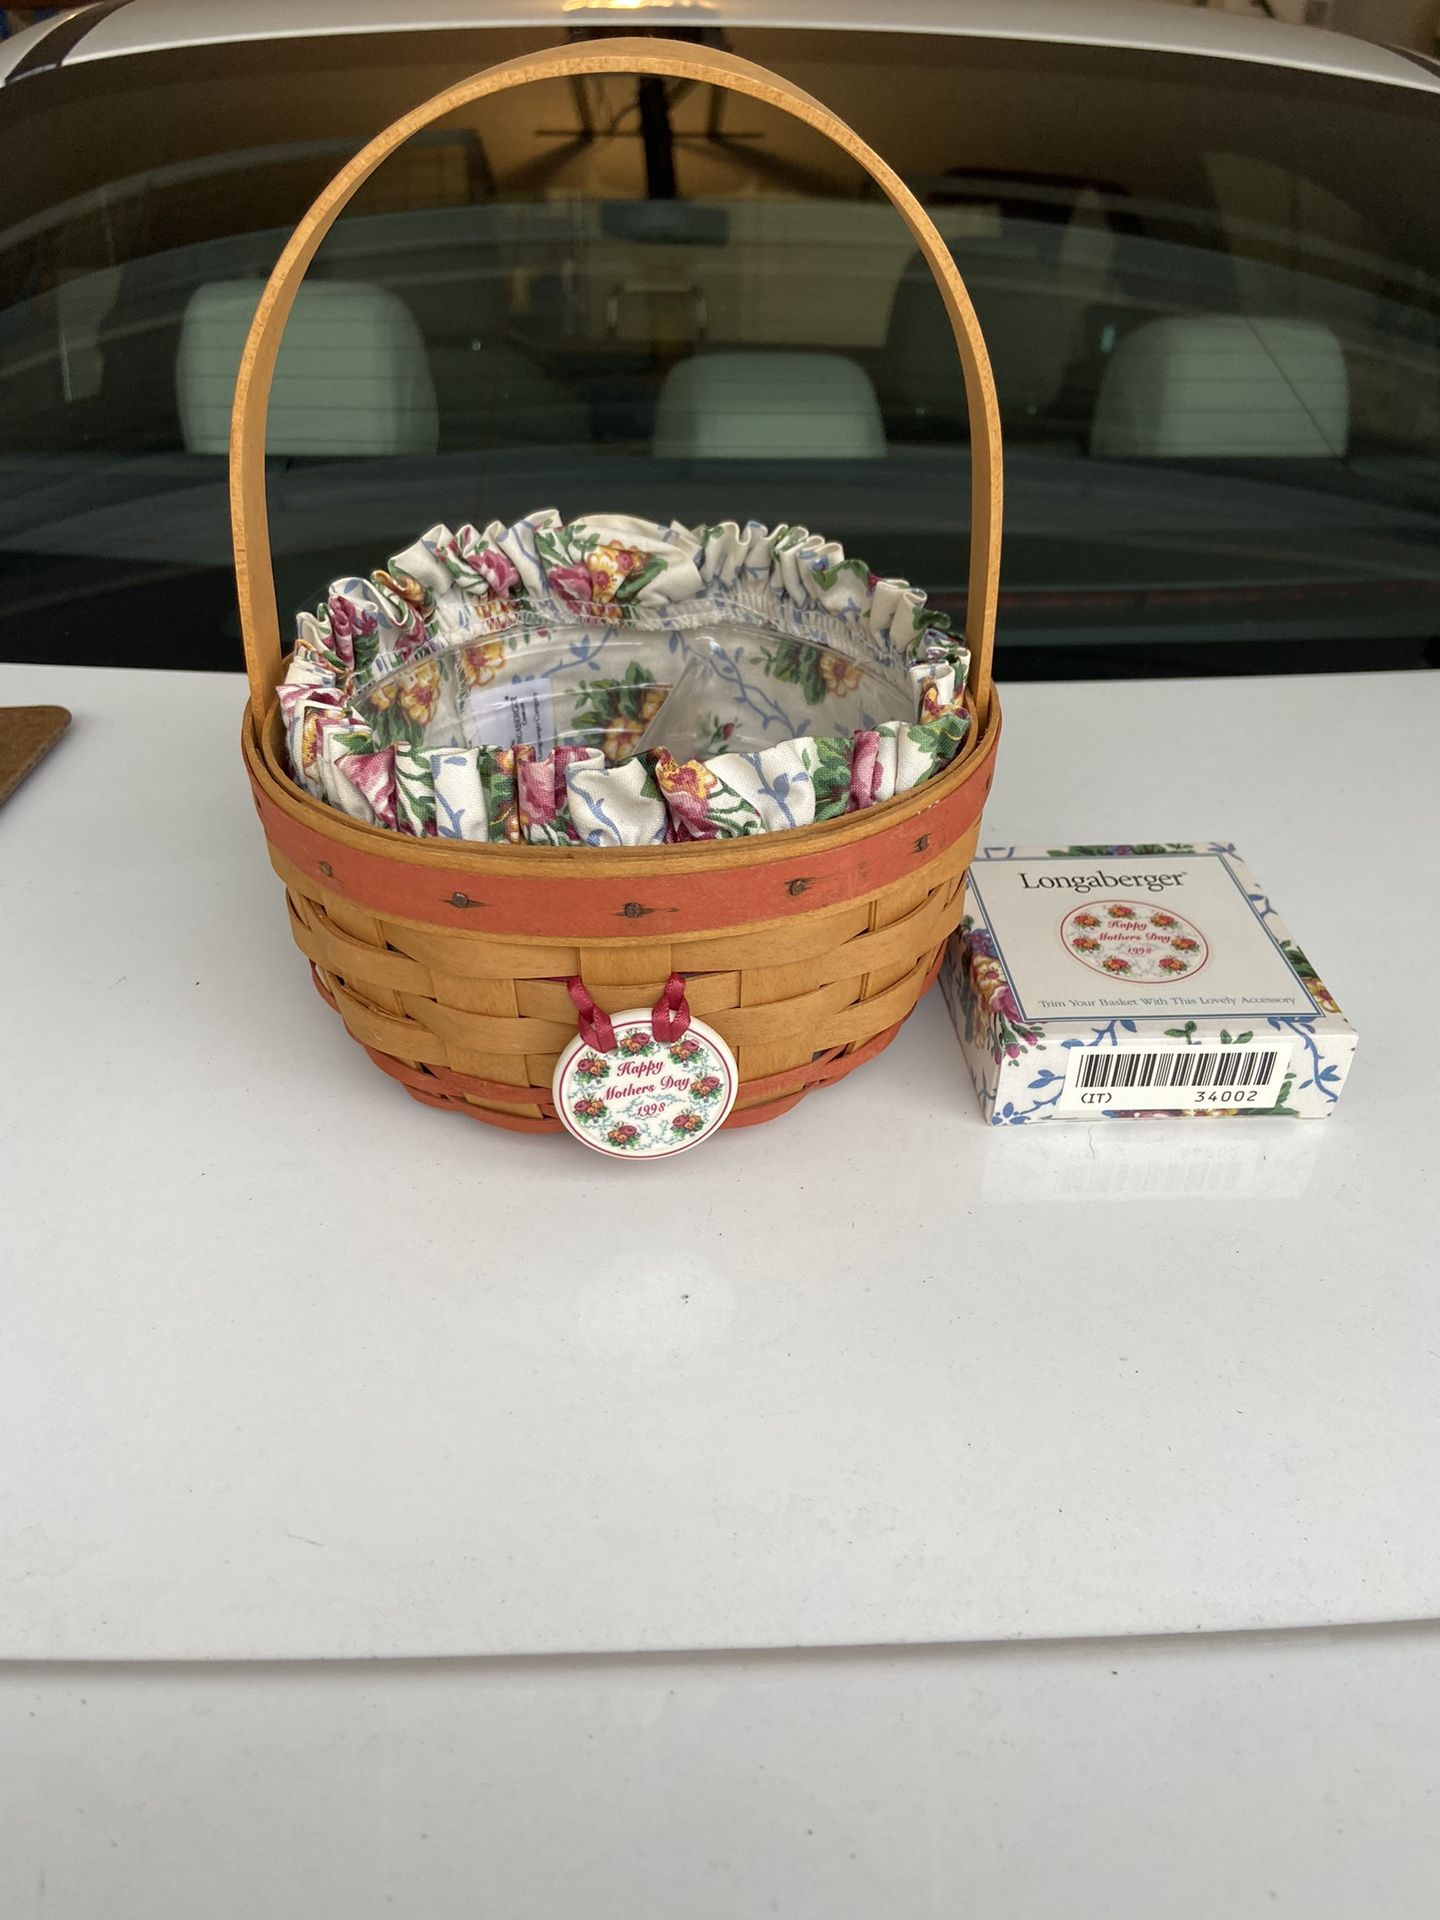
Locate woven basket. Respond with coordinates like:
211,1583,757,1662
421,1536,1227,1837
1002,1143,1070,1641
236,38,1003,1134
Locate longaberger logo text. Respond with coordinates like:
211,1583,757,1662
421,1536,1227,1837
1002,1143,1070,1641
1020,870,1186,896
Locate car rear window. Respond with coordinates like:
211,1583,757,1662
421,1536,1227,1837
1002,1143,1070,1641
1,24,1436,677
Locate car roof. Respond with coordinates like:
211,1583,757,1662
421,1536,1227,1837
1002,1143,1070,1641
3,0,1438,94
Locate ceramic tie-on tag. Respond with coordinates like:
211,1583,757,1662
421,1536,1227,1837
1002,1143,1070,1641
554,975,738,1158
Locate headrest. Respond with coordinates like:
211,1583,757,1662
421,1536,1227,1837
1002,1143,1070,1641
1090,316,1348,458
176,279,439,457
653,351,885,460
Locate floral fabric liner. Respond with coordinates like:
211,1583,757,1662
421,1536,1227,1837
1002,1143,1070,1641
279,509,972,845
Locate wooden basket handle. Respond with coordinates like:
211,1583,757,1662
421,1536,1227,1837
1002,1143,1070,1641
230,37,1003,725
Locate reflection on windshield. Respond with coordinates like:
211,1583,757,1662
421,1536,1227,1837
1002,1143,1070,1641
0,27,1437,675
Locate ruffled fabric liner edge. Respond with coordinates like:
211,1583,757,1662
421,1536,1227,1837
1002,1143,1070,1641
279,508,972,847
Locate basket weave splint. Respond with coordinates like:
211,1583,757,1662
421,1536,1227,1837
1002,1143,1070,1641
236,39,1003,1134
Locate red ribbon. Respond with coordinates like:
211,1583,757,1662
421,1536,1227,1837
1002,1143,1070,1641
566,976,616,1053
565,972,692,1051
651,972,692,1043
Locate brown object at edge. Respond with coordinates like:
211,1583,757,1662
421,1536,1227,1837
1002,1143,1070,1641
0,706,70,809
231,38,1005,1134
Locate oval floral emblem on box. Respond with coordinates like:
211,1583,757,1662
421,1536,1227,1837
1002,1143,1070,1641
1060,900,1210,982
553,1012,738,1158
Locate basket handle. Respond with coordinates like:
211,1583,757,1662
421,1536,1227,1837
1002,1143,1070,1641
230,37,1003,726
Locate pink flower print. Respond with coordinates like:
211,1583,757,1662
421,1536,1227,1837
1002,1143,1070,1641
475,546,519,598
618,1030,655,1058
1171,936,1200,953
848,730,883,811
575,1054,610,1083
517,753,562,828
1158,954,1188,974
327,596,369,642
394,607,429,662
278,679,332,723
668,1037,702,1066
653,751,724,839
1072,935,1101,953
337,745,397,829
324,594,377,673
606,1123,640,1148
1102,955,1132,974
572,1096,607,1122
549,544,643,623
1073,912,1101,929
516,747,587,842
1106,904,1137,920
671,1111,705,1136
1150,911,1179,929
689,1074,723,1102
548,563,596,618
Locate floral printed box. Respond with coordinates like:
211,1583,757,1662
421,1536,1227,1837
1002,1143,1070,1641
939,845,1356,1125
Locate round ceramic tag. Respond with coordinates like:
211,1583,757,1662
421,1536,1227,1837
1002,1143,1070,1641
553,1011,738,1159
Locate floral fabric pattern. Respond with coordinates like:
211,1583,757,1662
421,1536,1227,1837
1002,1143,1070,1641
279,509,972,846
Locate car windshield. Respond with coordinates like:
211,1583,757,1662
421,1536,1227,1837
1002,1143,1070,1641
1,23,1437,678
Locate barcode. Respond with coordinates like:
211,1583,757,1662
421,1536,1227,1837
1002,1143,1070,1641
1077,1049,1279,1091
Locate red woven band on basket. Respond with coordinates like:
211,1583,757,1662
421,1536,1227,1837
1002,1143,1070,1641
245,713,999,938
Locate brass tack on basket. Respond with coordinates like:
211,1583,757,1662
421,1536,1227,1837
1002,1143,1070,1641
787,878,814,897
449,891,481,909
914,834,931,853
622,901,651,918
318,860,333,877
